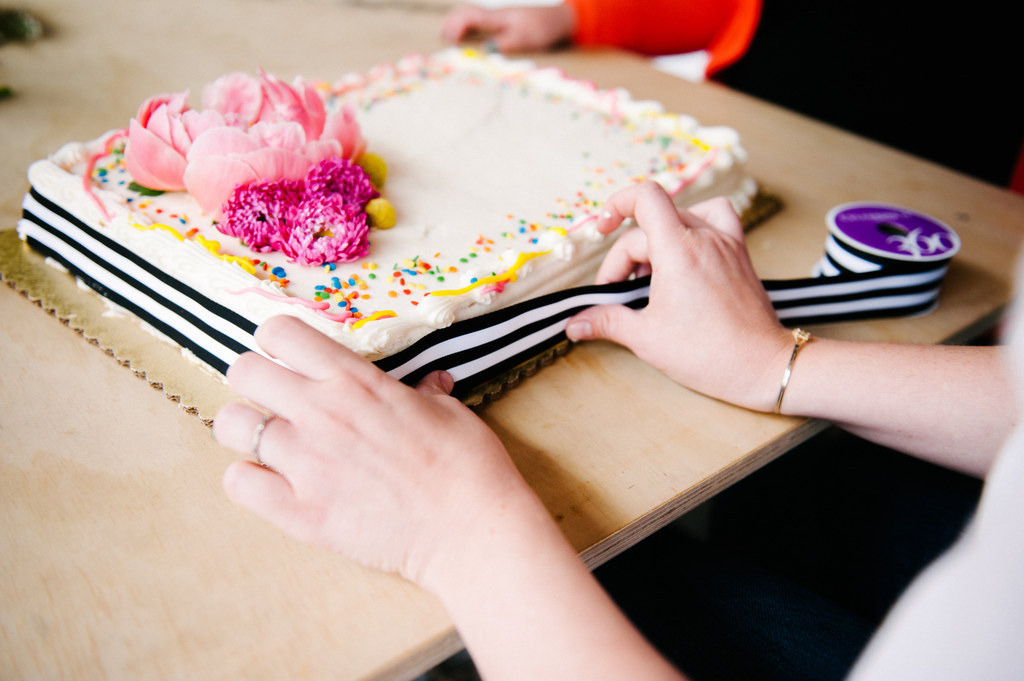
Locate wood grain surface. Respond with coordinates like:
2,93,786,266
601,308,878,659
3,1,1023,679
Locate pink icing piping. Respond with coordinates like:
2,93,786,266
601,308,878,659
228,286,355,323
83,130,128,222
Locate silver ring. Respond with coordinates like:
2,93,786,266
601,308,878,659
250,413,276,466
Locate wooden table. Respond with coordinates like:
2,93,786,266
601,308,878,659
3,1,1024,679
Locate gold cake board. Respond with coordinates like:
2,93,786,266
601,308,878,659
0,189,781,423
0,228,237,424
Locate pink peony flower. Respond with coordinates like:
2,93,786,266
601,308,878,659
200,72,262,127
257,70,327,143
183,121,343,217
202,70,329,141
123,92,226,191
123,70,369,217
322,104,366,160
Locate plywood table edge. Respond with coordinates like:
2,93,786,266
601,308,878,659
359,419,833,680
578,417,831,570
363,627,465,681
942,305,1009,345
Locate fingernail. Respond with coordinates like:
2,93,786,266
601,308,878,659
565,319,592,341
438,370,455,394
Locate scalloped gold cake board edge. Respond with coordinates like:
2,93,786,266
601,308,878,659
1,188,782,422
0,228,238,426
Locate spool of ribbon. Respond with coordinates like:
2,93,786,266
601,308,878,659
764,202,960,325
379,202,960,400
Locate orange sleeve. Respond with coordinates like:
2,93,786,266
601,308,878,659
1012,142,1024,195
565,0,760,74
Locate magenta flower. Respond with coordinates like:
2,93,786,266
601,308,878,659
283,193,370,265
219,177,304,252
305,156,378,206
219,157,377,266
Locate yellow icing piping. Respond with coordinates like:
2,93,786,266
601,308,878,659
132,220,185,241
431,250,550,297
351,310,398,329
192,235,256,275
129,221,256,275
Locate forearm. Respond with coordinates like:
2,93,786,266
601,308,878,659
779,339,1015,477
422,490,685,681
563,187,1015,478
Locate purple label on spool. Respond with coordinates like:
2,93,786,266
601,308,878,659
826,202,961,262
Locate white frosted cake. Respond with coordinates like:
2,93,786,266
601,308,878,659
18,49,757,378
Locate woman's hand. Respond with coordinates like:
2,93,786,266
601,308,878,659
440,3,576,54
566,182,793,412
213,315,537,586
214,316,686,681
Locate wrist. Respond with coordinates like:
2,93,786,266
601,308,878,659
415,482,559,600
731,326,803,413
766,334,835,417
773,328,813,414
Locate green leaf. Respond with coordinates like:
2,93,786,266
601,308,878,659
129,182,165,197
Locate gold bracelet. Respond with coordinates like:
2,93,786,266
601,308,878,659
773,328,812,414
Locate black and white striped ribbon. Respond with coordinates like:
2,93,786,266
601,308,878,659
377,202,960,398
20,190,958,401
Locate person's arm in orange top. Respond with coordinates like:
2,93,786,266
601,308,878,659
442,0,760,76
567,0,760,74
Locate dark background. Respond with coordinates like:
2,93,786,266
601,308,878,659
716,1,1022,189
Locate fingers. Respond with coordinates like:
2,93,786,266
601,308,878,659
225,350,313,419
598,183,743,241
592,185,748,285
594,227,651,285
227,315,387,415
222,459,301,528
565,303,642,347
440,5,503,43
590,182,684,285
440,5,480,42
685,196,745,240
213,400,296,472
442,5,573,53
253,315,369,382
415,370,455,397
598,181,685,237
211,401,265,456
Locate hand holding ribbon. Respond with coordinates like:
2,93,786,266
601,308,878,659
564,182,794,412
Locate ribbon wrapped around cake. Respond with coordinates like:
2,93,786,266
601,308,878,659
380,202,960,401
18,183,959,405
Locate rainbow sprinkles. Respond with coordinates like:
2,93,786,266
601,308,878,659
18,48,756,375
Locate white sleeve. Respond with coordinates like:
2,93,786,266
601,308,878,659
847,424,1024,681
